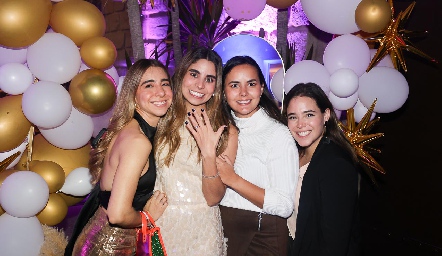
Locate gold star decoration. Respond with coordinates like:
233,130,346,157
364,1,438,72
338,99,385,184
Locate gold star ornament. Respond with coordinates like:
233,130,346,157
338,99,385,184
364,1,438,72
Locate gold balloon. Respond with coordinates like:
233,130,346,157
0,0,52,48
355,0,392,33
29,160,66,193
0,95,32,152
80,36,117,70
266,0,298,9
37,193,68,226
15,134,90,177
15,134,89,206
69,69,117,115
50,0,106,46
58,192,86,206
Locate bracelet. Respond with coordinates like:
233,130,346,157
140,211,153,228
202,171,220,179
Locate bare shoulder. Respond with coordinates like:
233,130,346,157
114,121,152,154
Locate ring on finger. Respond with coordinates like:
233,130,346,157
195,125,199,129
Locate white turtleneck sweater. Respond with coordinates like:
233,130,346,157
220,108,299,218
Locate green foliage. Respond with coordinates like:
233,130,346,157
150,0,240,62
178,0,240,49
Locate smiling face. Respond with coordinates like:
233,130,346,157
224,64,264,118
135,66,173,126
181,59,217,111
286,96,330,155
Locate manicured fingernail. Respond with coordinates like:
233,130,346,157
187,112,191,116
185,121,188,125
192,108,195,112
201,108,204,112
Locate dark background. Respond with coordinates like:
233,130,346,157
359,0,442,255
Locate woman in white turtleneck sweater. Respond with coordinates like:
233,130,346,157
216,56,299,255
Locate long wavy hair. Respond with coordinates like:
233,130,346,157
155,46,230,167
221,55,284,124
89,59,171,185
282,82,358,164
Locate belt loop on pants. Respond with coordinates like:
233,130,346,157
258,212,264,231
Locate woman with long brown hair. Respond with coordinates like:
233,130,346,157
65,59,172,255
154,46,238,255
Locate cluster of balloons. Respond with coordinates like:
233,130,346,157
300,0,392,35
271,33,408,122
0,171,48,256
266,0,408,122
0,0,122,241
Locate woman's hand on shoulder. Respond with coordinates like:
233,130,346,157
143,190,168,221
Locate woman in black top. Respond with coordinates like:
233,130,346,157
283,83,360,256
65,59,173,255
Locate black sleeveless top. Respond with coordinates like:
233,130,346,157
98,111,157,211
64,112,157,255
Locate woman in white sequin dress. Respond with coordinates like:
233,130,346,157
154,47,238,255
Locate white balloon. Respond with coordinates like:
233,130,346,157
369,49,394,68
354,99,376,123
22,81,72,129
0,136,28,169
39,107,94,149
328,91,358,111
0,214,44,256
329,68,359,98
0,46,27,66
300,0,361,35
358,67,409,113
60,167,93,197
27,32,81,84
323,34,371,77
0,63,34,95
104,65,119,87
91,107,113,137
117,75,125,94
284,60,330,94
270,68,285,102
0,171,49,218
334,109,342,120
223,0,267,21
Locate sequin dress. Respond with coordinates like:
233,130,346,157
155,126,226,255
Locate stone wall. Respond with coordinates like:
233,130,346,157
100,0,169,76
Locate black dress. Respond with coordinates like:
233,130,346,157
64,112,157,255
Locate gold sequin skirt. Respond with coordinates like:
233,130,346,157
72,206,137,256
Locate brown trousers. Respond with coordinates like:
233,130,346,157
220,205,289,256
